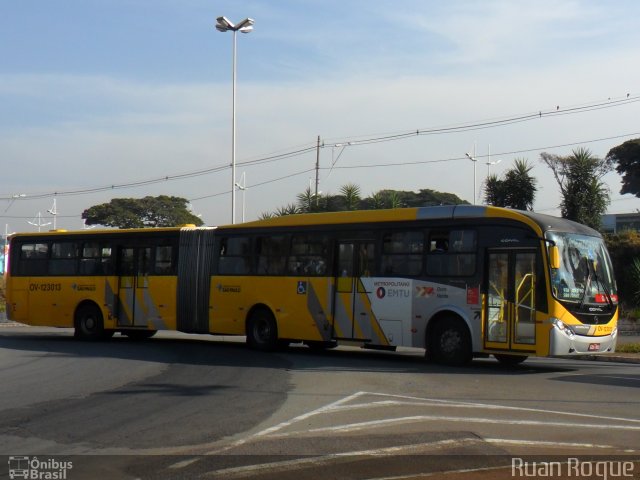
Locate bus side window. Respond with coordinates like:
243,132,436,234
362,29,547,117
49,242,79,275
101,246,114,275
81,243,103,275
257,235,288,275
426,230,476,276
18,243,49,275
381,230,423,276
288,234,329,276
217,237,250,275
427,232,449,276
155,246,173,275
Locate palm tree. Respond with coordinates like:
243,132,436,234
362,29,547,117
274,203,299,216
541,147,611,229
387,191,402,209
503,159,537,210
483,159,536,210
296,187,317,213
369,191,385,210
483,173,505,206
340,183,362,211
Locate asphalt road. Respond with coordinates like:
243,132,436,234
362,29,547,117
0,326,638,479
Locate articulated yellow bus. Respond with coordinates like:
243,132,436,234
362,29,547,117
4,205,618,365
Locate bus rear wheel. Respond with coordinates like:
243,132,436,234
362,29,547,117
75,304,111,341
431,317,472,366
247,309,278,351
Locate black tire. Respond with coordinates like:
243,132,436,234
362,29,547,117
74,304,110,341
431,317,472,366
494,354,528,366
246,309,278,351
123,329,157,341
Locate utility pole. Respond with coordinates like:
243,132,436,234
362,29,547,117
315,135,321,203
47,198,58,230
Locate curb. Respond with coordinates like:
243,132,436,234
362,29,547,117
0,321,25,327
584,354,640,364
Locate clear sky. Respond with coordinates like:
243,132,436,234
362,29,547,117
1,0,639,230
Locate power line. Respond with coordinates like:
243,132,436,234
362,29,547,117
326,132,640,170
2,93,638,202
3,130,638,218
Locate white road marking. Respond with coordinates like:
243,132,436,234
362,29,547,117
204,438,483,479
170,390,640,472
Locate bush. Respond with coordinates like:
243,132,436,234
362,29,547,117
606,231,640,310
616,343,640,353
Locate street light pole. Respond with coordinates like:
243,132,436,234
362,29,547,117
465,152,478,205
485,144,501,175
235,171,247,223
216,16,254,224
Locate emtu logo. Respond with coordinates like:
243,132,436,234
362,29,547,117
376,287,386,298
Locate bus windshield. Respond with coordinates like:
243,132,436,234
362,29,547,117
547,232,618,306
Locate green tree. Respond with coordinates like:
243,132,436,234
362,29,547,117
274,203,299,216
387,191,402,209
503,159,537,210
483,173,505,206
605,138,640,196
368,191,386,210
82,196,204,228
540,148,611,230
296,187,317,213
483,159,536,210
339,183,362,211
266,187,468,217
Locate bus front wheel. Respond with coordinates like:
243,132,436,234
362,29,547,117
247,309,278,351
431,317,472,366
75,304,111,341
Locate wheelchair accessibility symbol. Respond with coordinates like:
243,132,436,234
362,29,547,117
297,281,307,295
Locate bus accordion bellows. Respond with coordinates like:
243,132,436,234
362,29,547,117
4,205,618,366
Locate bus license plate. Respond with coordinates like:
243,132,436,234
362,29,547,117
588,343,600,352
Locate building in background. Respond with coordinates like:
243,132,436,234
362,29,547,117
602,213,640,234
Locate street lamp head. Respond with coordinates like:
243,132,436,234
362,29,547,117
216,16,234,31
216,16,254,33
465,152,477,162
236,18,255,33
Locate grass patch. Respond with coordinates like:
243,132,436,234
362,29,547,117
616,342,640,353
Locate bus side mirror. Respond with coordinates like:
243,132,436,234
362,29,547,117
549,246,560,269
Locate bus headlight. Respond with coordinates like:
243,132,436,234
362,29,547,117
551,318,575,338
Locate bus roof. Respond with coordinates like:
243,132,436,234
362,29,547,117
222,205,602,237
8,206,601,239
9,226,215,240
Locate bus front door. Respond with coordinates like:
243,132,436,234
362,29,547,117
332,241,375,341
117,246,152,327
484,249,537,353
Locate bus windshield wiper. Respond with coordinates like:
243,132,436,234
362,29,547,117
592,266,614,310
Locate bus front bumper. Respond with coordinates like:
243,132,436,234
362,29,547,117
549,321,617,356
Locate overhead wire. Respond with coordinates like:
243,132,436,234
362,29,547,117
1,93,638,206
